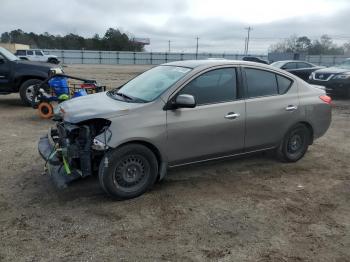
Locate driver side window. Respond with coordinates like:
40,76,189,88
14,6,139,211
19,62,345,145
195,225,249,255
178,68,237,105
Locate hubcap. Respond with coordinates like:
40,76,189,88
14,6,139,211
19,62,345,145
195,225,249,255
25,85,35,101
288,134,303,153
113,155,148,189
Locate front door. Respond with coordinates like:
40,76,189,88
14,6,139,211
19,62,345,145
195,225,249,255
0,54,11,92
34,50,45,62
166,67,246,166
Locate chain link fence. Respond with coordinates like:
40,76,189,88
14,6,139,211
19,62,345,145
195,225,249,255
44,49,349,66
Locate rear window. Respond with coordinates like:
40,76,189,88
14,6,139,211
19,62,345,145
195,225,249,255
245,68,293,98
245,69,278,97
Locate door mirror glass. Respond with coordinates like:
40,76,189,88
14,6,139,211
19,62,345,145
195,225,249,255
175,94,196,108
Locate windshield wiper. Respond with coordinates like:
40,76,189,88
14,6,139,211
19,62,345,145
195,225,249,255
108,89,147,103
116,92,134,101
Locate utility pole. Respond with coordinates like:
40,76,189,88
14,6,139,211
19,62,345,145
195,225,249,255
244,26,252,55
195,37,199,59
168,40,171,52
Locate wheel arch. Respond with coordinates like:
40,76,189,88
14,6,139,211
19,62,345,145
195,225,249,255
15,76,46,91
293,121,314,145
115,140,167,181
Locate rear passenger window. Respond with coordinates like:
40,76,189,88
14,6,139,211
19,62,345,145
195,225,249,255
179,68,237,105
283,62,297,69
297,62,311,69
276,75,292,94
245,69,278,97
27,50,33,55
16,50,26,55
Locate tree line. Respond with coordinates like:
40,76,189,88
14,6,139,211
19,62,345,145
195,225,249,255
269,34,350,55
0,28,144,51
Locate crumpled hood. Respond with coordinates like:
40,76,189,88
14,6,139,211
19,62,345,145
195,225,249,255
56,92,141,123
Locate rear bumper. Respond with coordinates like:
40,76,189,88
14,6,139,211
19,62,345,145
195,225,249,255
38,135,81,189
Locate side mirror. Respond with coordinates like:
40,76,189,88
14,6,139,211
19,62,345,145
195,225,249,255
174,94,196,109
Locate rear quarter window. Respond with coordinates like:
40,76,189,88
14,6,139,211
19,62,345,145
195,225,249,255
276,75,293,94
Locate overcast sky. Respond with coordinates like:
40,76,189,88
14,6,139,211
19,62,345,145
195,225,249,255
1,0,350,54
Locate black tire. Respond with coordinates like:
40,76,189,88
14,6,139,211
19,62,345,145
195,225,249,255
277,124,311,162
99,144,158,200
48,58,59,64
19,79,43,106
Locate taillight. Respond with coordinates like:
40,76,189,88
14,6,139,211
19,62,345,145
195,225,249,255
80,83,96,89
319,95,332,104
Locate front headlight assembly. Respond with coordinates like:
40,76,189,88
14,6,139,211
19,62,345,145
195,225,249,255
92,138,109,151
49,67,64,76
332,74,350,80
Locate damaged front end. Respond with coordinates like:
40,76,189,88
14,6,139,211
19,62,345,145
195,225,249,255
38,118,111,189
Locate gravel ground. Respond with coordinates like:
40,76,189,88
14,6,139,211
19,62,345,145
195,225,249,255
0,64,349,262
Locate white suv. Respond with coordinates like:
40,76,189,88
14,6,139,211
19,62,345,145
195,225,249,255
15,49,60,64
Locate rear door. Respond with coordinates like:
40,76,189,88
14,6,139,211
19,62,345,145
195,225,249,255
243,67,301,151
166,67,246,166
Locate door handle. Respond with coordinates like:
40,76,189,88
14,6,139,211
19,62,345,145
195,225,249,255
225,112,240,120
285,105,298,111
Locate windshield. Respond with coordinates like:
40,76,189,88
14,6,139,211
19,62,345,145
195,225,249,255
270,61,285,68
0,47,19,61
109,65,192,103
334,60,350,69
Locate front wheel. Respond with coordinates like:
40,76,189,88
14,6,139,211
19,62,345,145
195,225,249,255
276,124,311,162
99,144,158,200
19,79,43,106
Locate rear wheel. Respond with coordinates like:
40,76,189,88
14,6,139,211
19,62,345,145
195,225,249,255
48,58,59,64
99,144,158,200
19,79,43,106
277,124,311,162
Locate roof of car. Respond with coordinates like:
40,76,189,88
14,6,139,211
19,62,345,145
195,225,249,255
273,60,311,63
163,59,263,69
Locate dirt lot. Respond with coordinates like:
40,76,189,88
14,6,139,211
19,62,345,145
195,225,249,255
0,64,349,262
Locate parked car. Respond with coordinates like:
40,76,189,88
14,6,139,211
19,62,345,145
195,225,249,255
308,58,350,98
38,60,332,199
242,56,269,64
0,47,63,105
271,60,323,81
15,49,60,64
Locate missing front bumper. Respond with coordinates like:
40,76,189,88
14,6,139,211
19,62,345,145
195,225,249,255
38,135,81,189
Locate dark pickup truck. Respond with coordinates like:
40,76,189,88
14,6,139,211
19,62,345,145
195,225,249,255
0,47,63,105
